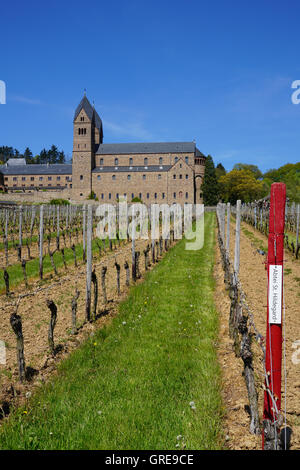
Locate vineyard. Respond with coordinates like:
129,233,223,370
0,196,299,450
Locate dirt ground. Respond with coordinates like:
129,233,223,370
216,219,300,450
0,236,156,416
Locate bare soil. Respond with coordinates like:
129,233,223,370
0,237,155,416
216,219,300,450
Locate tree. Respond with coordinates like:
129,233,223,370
233,163,263,180
219,169,265,203
23,147,33,164
202,155,219,205
215,163,226,180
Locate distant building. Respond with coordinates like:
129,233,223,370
0,95,206,203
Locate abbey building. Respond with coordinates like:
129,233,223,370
0,95,206,204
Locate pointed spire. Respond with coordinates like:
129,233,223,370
84,88,86,97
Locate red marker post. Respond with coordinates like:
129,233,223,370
263,183,286,450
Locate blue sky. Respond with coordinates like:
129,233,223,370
1,0,300,172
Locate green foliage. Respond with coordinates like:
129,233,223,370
202,155,219,205
233,163,263,180
87,191,98,201
215,163,226,181
49,198,70,205
219,169,265,203
131,196,143,203
262,162,300,202
0,145,66,164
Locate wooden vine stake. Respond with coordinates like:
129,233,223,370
71,289,80,334
10,312,26,382
263,183,286,450
115,261,121,295
39,205,44,280
92,269,98,320
101,266,107,304
47,299,57,355
124,261,130,287
85,205,93,322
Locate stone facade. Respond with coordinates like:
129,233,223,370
0,94,206,204
72,95,206,204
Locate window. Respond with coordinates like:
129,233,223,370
179,163,182,168
185,156,189,164
109,193,111,200
80,193,83,196
57,176,60,181
48,177,52,181
143,174,146,180
186,192,188,199
139,193,142,199
173,192,176,199
22,177,26,181
101,193,104,199
30,177,34,181
159,157,163,164
39,176,43,181
185,174,188,179
127,174,131,180
112,175,116,180
154,193,157,199
80,175,83,180
147,193,149,199
13,177,17,181
179,174,182,179
144,158,148,165
174,157,178,163
162,193,165,199
97,175,101,180
158,174,161,179
100,158,104,165
80,116,84,121
131,193,134,199
179,191,183,198
173,174,176,179
129,157,133,165
4,177,7,181
66,176,69,181
115,158,118,165
116,193,119,199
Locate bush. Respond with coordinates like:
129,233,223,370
49,198,70,205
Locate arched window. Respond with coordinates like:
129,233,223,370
144,157,148,165
159,157,163,164
115,158,119,165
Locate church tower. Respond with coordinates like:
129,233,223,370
72,94,103,199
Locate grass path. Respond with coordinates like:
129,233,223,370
0,213,223,450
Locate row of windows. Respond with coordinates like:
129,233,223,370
94,173,190,181
12,183,70,188
99,156,190,166
78,128,87,135
94,192,189,200
9,176,71,182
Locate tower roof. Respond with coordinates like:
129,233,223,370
74,95,103,137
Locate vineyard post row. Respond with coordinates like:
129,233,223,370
231,200,300,259
3,203,178,386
